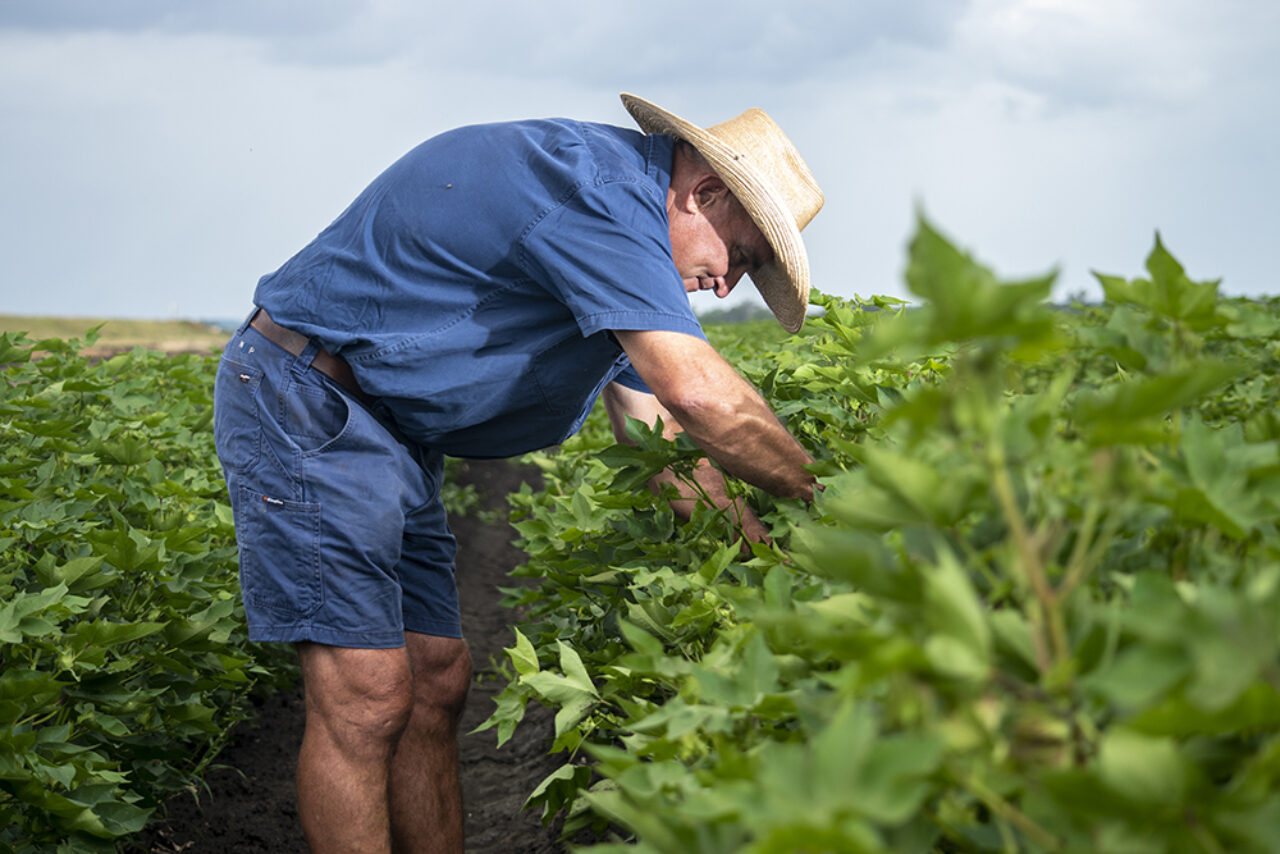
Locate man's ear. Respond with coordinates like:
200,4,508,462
691,175,731,213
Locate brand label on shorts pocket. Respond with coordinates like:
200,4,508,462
236,486,323,619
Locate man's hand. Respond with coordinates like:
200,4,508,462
603,381,772,549
610,329,815,502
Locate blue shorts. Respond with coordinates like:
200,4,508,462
212,315,461,648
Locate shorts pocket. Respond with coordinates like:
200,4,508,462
214,357,264,474
278,374,352,454
235,485,323,619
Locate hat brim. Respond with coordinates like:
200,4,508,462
621,93,810,333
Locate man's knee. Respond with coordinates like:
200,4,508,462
337,678,417,746
407,635,472,722
299,643,416,753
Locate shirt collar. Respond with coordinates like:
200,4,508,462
643,133,675,200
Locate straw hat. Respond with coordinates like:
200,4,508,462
621,93,823,333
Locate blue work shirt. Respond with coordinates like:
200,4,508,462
253,120,704,458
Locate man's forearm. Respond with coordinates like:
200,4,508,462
613,329,815,501
662,376,814,501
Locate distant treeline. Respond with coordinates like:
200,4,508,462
695,303,777,325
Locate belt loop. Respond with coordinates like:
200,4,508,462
294,337,322,375
237,307,259,336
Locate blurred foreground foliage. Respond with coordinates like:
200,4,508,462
486,219,1280,853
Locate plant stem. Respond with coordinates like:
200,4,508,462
1057,497,1101,601
965,774,1062,852
1186,810,1226,854
989,451,1066,672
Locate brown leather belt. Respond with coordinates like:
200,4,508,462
249,308,371,404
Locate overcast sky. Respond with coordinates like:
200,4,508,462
1,0,1276,321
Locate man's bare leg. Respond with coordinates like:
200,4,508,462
389,632,472,854
295,643,414,854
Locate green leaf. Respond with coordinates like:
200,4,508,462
1170,418,1274,539
0,332,33,363
871,212,1060,357
1072,361,1241,439
1096,233,1220,328
627,600,678,643
617,618,665,657
763,566,792,610
1097,728,1188,807
507,627,540,677
557,640,597,698
1084,644,1189,710
922,550,991,681
1130,684,1280,737
696,542,737,586
34,555,108,591
847,444,973,527
66,619,165,648
0,583,69,642
790,526,920,603
524,762,593,822
520,641,599,738
0,671,64,722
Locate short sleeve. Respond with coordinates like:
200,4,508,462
610,361,652,394
517,180,706,340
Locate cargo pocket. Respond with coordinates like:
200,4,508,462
235,485,323,619
213,358,264,474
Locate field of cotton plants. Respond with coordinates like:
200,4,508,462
3,219,1279,853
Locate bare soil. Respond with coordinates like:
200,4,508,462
132,459,577,853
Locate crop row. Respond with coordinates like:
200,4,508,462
0,329,498,852
0,334,299,852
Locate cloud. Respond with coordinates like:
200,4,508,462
0,0,974,81
950,0,1280,114
0,0,356,38
385,0,973,88
0,0,1275,320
